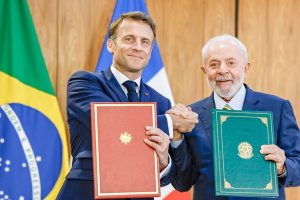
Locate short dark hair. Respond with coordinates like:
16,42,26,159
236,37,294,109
108,11,156,40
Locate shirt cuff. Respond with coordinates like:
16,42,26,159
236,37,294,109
160,154,172,178
278,165,287,178
165,114,173,139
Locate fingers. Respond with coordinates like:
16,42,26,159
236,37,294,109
166,103,199,133
166,103,189,117
145,126,169,141
260,144,286,174
187,111,199,119
167,104,199,133
144,127,170,171
170,113,199,133
264,154,284,165
144,127,170,150
260,145,285,158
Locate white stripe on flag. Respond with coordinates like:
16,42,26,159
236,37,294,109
146,67,174,106
154,184,175,199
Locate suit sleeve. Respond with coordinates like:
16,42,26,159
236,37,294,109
157,99,171,135
157,115,169,135
278,100,300,187
170,138,198,191
67,71,114,129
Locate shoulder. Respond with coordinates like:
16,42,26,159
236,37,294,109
67,70,108,94
69,70,104,81
143,83,170,102
246,86,294,114
190,96,212,110
68,70,107,85
251,90,288,105
245,84,287,103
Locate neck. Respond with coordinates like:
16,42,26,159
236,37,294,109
222,97,232,102
114,65,142,80
123,71,141,80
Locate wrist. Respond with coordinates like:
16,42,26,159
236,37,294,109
172,130,182,141
159,157,169,172
169,114,179,129
278,165,287,178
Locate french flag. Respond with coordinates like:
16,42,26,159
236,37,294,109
95,0,190,199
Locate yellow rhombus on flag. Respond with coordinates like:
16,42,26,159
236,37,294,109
0,0,69,199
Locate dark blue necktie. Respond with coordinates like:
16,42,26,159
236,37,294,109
122,80,139,102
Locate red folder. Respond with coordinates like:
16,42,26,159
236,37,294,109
90,102,160,199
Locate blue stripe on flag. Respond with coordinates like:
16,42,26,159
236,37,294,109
95,0,163,83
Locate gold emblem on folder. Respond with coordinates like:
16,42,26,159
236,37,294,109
120,132,133,145
238,142,253,159
224,179,233,189
265,180,273,190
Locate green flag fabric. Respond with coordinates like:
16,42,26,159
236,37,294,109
0,0,69,199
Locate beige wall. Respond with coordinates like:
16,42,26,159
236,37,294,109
28,0,300,199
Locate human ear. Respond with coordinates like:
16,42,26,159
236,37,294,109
107,38,115,53
244,62,251,73
201,65,207,75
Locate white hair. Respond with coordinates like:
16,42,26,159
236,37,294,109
201,34,248,64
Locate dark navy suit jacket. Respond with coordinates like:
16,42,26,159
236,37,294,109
57,68,174,200
171,85,300,200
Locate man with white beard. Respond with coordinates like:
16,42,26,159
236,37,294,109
167,34,300,200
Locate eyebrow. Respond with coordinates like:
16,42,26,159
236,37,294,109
208,59,220,63
209,57,237,62
226,57,237,60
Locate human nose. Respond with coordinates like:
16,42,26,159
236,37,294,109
218,61,229,74
131,40,143,50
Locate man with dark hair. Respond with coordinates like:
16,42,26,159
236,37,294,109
109,11,156,39
57,11,198,200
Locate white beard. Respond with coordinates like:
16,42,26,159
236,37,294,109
207,74,244,99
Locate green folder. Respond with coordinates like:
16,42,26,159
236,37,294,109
212,109,279,197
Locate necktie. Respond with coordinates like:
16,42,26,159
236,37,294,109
122,80,139,102
223,104,233,110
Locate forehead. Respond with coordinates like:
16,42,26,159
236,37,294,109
206,40,244,62
115,19,154,40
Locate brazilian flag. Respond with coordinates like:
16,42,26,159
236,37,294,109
0,0,69,199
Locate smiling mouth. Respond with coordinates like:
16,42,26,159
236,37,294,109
128,55,143,60
217,80,232,83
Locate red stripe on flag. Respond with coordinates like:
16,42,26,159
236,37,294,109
164,190,190,200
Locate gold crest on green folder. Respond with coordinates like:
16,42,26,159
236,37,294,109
212,109,279,197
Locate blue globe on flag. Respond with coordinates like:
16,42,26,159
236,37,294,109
0,103,62,200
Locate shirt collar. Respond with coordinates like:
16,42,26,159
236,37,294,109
110,65,141,93
214,84,246,110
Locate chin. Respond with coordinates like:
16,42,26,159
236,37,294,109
216,86,240,99
128,66,145,73
217,91,233,99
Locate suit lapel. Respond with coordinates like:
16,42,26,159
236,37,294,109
139,81,151,102
200,85,260,144
199,94,215,143
103,68,128,102
242,84,260,110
